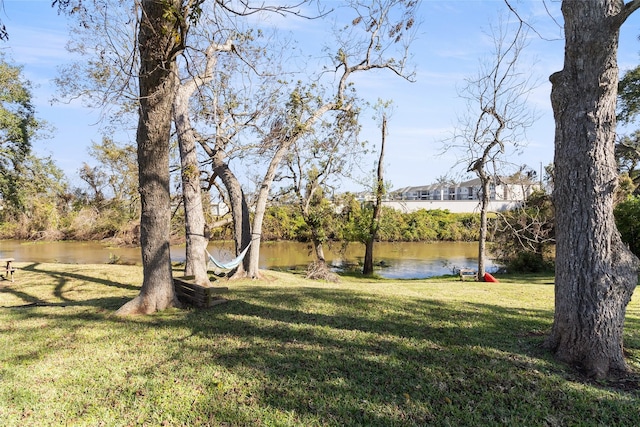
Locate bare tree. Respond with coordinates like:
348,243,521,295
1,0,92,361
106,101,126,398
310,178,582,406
492,189,554,271
192,27,290,278
448,17,537,280
172,2,312,282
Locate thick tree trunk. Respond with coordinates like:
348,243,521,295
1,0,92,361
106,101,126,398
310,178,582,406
116,0,182,315
545,0,640,378
174,77,210,286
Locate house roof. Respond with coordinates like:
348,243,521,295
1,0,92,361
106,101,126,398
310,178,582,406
393,175,539,193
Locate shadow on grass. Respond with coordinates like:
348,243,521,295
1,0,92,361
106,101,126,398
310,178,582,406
160,287,566,425
3,275,639,425
174,287,639,425
1,262,138,309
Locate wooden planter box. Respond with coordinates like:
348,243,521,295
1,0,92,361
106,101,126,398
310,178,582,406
173,277,229,308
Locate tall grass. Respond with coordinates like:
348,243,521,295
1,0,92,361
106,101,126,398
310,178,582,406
1,263,639,426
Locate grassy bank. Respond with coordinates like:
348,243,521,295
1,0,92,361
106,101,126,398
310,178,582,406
1,263,639,426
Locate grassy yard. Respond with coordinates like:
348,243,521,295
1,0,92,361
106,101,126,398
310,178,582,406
1,262,639,426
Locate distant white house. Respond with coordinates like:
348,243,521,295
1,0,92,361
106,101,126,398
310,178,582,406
391,176,539,202
381,176,540,213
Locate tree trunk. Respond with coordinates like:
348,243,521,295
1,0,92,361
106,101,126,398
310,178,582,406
174,77,210,286
363,113,387,276
363,237,375,275
116,0,182,315
248,192,268,279
477,176,489,280
211,154,252,277
313,237,326,265
173,41,231,285
545,0,640,378
247,136,303,278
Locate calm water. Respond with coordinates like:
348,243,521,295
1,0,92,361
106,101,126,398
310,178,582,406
0,240,497,279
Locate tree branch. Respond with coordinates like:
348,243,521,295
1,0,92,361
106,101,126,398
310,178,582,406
616,0,640,25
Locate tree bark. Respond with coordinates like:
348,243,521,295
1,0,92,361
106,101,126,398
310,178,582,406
116,0,182,315
173,41,232,285
211,155,252,277
247,156,283,279
313,238,326,264
477,174,489,280
545,0,640,378
174,76,210,286
363,113,387,276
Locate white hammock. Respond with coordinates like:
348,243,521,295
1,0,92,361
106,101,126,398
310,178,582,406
206,242,252,271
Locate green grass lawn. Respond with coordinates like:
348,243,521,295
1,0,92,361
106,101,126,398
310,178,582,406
1,263,639,426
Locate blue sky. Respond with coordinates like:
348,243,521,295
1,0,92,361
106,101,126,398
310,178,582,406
4,0,640,192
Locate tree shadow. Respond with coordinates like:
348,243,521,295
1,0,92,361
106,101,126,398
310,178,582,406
1,262,138,309
3,273,639,425
148,286,635,425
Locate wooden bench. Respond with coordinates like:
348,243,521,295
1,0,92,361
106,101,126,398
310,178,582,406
459,268,477,281
173,277,228,308
0,258,16,282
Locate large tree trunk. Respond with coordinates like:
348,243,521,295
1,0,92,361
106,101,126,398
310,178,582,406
174,76,210,286
545,0,640,378
116,0,182,315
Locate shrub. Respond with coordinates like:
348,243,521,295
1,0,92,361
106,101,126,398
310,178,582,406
505,251,554,273
491,191,555,273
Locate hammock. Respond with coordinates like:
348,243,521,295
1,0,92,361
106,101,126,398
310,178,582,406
206,242,252,271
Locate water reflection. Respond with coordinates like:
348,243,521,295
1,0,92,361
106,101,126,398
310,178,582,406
0,240,496,279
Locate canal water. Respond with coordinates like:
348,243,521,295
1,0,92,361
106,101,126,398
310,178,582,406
0,240,497,279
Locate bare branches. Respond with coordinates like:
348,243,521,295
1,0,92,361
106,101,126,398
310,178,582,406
265,0,417,152
53,0,141,131
445,12,540,278
495,206,555,252
504,0,563,42
214,0,330,19
449,14,539,178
